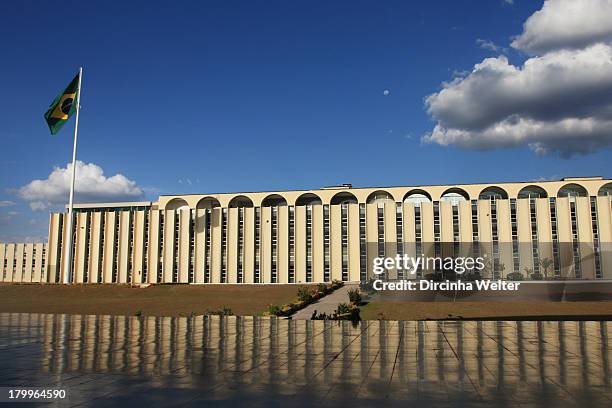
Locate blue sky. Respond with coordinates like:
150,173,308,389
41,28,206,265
1,0,611,241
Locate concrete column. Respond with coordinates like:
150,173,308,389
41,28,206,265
244,207,255,283
348,203,361,282
14,243,24,282
163,210,176,283
133,210,146,284
194,209,206,283
556,198,573,278
148,210,160,284
23,243,33,283
496,200,513,279
536,198,554,275
75,212,88,283
179,209,190,283
278,205,289,284
384,202,397,279
103,212,116,283
211,208,222,283
312,205,324,282
118,211,131,284
89,212,102,284
5,243,15,282
0,243,5,282
576,197,595,279
33,243,44,283
597,197,612,279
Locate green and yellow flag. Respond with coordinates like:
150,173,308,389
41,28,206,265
44,73,79,135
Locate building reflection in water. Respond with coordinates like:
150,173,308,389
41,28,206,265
0,313,610,406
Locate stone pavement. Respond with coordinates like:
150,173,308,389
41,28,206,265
291,284,358,319
0,313,611,407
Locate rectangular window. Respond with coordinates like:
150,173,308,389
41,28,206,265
221,208,228,283
549,198,561,277
270,206,278,283
590,197,602,279
414,206,422,277
113,212,120,283
254,207,260,283
570,201,581,278
452,204,460,260
158,212,164,283
529,199,539,274
396,203,404,280
433,202,440,269
341,203,349,281
143,210,149,283
189,210,195,283
205,209,212,283
510,199,520,273
237,207,245,283
128,211,134,283
84,212,91,282
288,206,295,283
490,200,500,279
173,212,180,283
99,213,106,283
359,204,367,281
323,205,330,281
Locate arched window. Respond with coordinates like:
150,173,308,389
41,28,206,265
518,185,548,199
403,189,432,206
228,195,254,208
261,194,287,207
330,192,358,205
196,197,221,209
598,183,612,197
558,183,587,198
479,186,508,201
440,188,469,205
295,193,322,206
165,198,190,211
365,190,393,205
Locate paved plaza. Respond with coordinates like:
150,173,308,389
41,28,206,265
0,313,610,407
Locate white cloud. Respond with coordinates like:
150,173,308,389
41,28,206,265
511,0,612,54
504,0,514,4
0,200,15,207
476,39,505,53
18,161,144,211
423,0,612,157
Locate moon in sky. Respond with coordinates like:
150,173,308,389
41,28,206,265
383,89,390,96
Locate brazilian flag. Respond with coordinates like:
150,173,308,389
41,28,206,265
44,73,79,135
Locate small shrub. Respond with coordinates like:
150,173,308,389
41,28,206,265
336,303,352,315
267,304,281,316
506,272,524,281
297,286,312,302
347,288,361,305
207,306,233,316
317,283,328,295
530,272,543,281
134,310,142,317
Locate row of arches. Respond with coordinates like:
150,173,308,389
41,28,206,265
166,183,612,210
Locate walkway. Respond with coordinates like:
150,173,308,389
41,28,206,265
291,283,358,319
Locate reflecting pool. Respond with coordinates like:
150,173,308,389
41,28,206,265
0,313,610,407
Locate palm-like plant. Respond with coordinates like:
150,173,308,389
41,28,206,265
539,258,553,279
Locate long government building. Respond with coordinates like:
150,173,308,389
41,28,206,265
1,176,611,284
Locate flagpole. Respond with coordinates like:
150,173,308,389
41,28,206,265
63,67,83,284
